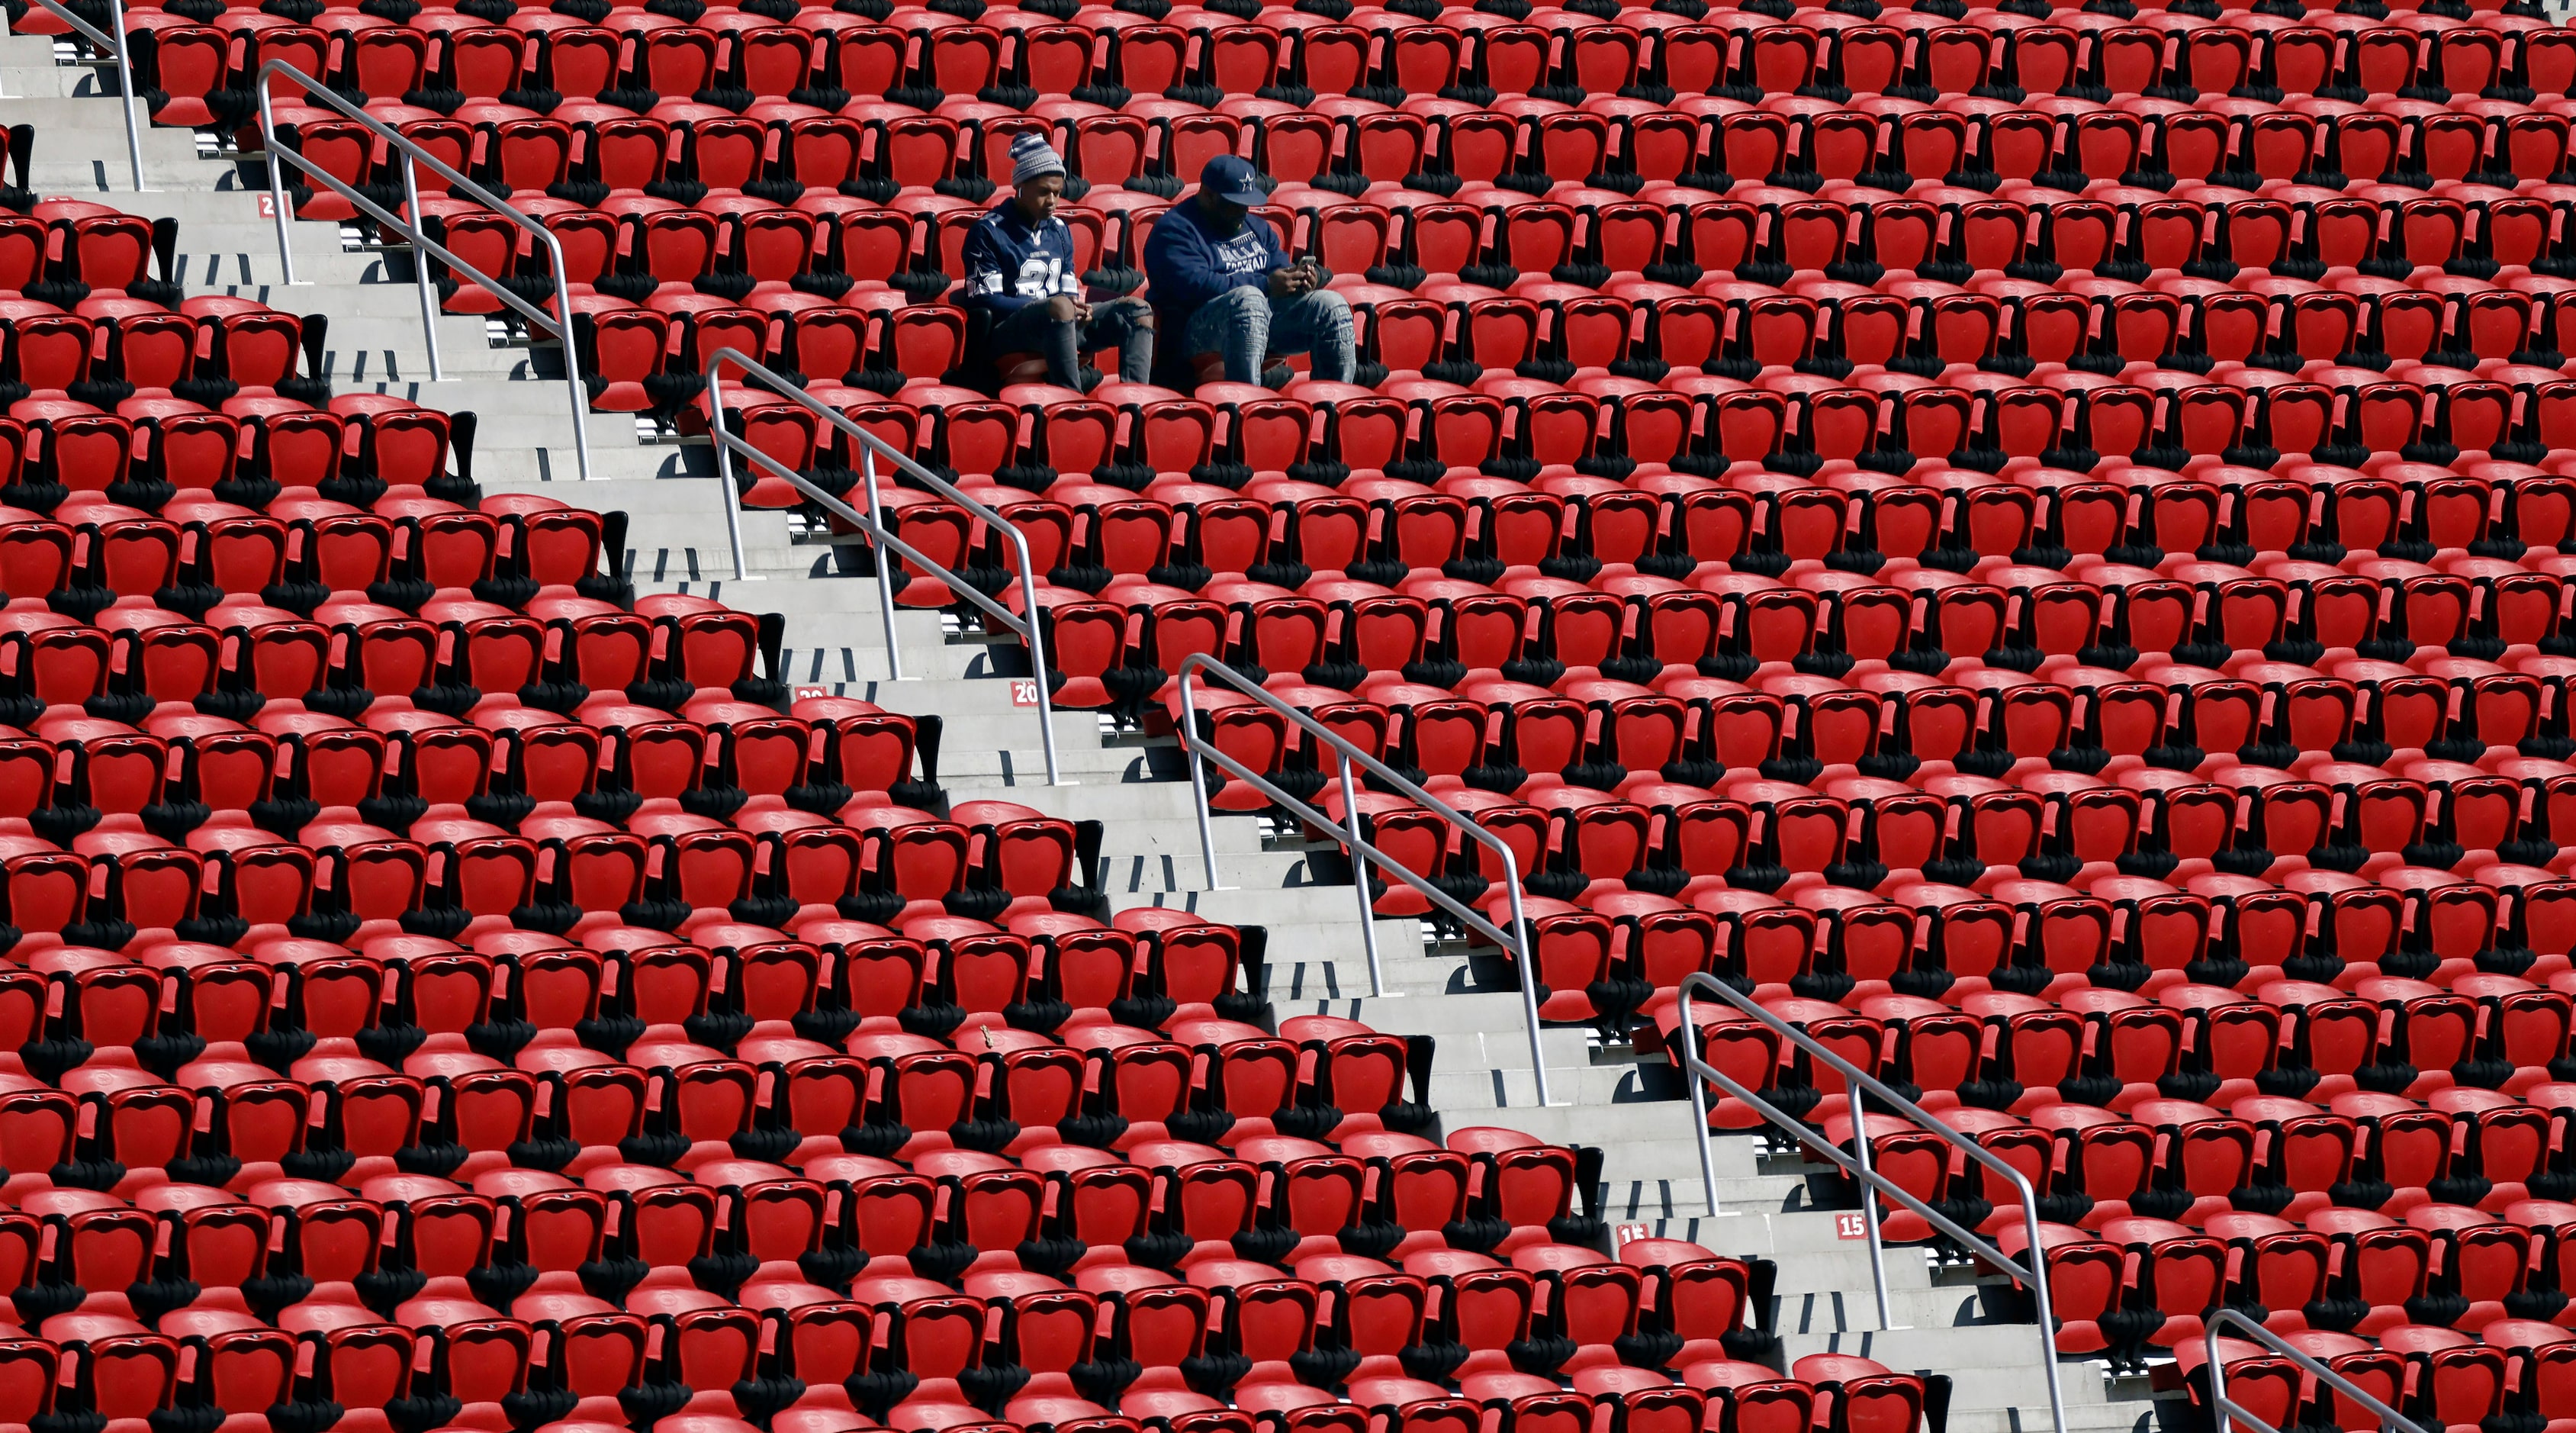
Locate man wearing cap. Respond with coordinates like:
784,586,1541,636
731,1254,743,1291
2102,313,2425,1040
1141,154,1353,389
958,134,1154,391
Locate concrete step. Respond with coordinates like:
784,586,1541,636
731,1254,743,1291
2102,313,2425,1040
709,591,1020,649
488,471,752,512
471,443,666,485
776,646,963,684
1600,1167,1830,1214
1424,1027,1595,1072
1257,956,1468,1002
1278,986,1590,1049
652,575,935,626
1770,1284,2019,1338
28,152,217,193
1945,1406,2147,1433
0,64,78,99
166,243,411,291
625,544,820,589
7,94,189,133
933,749,1143,787
1089,849,1313,894
1282,987,1581,1039
421,407,620,452
1426,1062,1633,1109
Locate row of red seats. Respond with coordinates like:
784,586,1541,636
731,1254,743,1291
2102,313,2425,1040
232,101,2576,275
0,1227,1780,1433
0,902,1282,1082
239,116,2576,310
0,708,990,943
1339,791,2576,1007
515,193,2576,402
0,579,797,723
0,1023,1476,1273
1030,562,2576,720
1325,745,2576,1005
0,1103,1575,1272
140,2,2576,153
1717,979,2576,1122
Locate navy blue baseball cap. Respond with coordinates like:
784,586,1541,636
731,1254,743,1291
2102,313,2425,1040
1198,155,1268,207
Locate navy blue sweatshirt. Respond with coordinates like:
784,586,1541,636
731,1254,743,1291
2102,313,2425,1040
958,200,1080,315
1142,199,1288,329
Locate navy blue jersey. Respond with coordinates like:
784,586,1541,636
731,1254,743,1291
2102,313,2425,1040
958,201,1081,314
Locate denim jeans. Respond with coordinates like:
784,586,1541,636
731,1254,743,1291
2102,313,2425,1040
986,295,1155,387
1180,283,1355,385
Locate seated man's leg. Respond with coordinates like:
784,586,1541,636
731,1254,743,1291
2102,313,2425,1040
1265,287,1355,384
1179,285,1272,385
987,295,1085,388
1081,295,1156,385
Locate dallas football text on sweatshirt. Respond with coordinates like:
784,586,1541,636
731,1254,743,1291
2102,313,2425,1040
1140,200,1289,332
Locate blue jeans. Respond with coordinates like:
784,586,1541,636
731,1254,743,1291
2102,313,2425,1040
986,295,1155,387
1181,283,1355,385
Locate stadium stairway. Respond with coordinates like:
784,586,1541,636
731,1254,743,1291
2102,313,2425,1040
3,30,2158,1433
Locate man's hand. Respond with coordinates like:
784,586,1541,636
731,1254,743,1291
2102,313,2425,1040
1272,260,1329,296
1044,292,1089,322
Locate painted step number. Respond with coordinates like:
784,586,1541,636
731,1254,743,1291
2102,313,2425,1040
1011,679,1040,707
1836,1212,1870,1240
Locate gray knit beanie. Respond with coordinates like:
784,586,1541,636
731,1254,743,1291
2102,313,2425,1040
1011,133,1067,187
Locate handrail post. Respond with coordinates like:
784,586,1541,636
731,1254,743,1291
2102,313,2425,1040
706,364,753,583
104,0,142,191
1500,848,1545,1106
541,227,593,481
1005,521,1062,786
1336,750,1384,999
401,151,441,382
33,0,146,191
2208,1328,2237,1433
2026,1199,2067,1433
258,79,297,285
1848,1092,1898,1331
862,446,902,681
1677,981,1726,1224
1181,665,1224,892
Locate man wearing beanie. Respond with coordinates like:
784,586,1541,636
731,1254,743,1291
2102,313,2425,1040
958,134,1153,391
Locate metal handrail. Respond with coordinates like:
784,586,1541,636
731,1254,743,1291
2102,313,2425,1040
700,346,1064,787
255,60,593,481
32,0,144,192
1175,653,1556,1106
2205,1309,2433,1433
1674,969,2068,1433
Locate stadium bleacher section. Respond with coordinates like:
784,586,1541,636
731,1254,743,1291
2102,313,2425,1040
11,0,2576,1431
